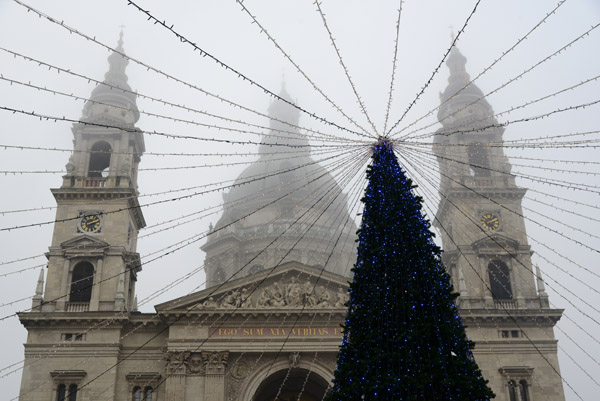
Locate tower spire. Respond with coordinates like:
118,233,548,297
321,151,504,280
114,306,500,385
259,84,308,154
31,269,44,311
446,45,469,81
83,31,139,124
105,29,128,87
437,44,493,125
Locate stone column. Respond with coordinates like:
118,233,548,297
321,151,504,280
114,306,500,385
57,258,71,311
203,351,229,401
114,264,126,311
458,265,468,297
165,351,190,401
513,257,526,308
89,258,102,311
479,255,494,307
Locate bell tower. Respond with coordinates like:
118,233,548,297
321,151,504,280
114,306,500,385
433,46,565,400
433,45,539,308
38,32,145,313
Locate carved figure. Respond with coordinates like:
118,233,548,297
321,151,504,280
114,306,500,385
334,287,349,308
317,286,331,308
240,288,253,308
286,277,302,306
221,291,236,309
303,281,317,307
271,283,286,307
231,359,249,379
202,296,217,309
289,352,300,368
256,288,271,308
231,289,242,308
187,353,205,374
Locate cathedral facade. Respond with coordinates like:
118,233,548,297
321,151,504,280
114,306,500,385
17,36,565,401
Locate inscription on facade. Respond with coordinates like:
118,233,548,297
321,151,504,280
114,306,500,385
210,327,342,337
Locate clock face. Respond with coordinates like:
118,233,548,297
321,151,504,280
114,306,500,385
80,214,102,233
481,213,500,231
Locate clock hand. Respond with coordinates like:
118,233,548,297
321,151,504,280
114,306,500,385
86,219,98,228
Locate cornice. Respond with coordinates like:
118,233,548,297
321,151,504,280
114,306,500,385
459,308,563,326
51,186,137,200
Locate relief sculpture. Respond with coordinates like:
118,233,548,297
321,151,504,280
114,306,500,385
196,278,348,310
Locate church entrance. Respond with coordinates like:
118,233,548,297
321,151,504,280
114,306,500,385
253,368,330,401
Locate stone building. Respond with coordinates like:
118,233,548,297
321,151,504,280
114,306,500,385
17,36,566,401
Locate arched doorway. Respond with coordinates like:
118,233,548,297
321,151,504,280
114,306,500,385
253,368,330,401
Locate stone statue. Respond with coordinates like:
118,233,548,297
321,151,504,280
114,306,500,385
317,286,331,308
65,155,76,173
303,281,317,307
271,283,286,307
221,291,237,309
286,277,302,306
202,296,217,309
231,289,242,308
289,352,300,368
240,288,253,308
334,287,349,308
256,288,271,308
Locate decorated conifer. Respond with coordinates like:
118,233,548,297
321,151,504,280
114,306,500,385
327,139,494,401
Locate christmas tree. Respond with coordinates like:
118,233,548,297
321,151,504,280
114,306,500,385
327,139,494,401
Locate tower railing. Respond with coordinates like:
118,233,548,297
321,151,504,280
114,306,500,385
66,302,90,312
84,178,107,187
465,177,494,188
494,299,518,310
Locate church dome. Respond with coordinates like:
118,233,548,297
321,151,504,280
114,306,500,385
202,89,358,287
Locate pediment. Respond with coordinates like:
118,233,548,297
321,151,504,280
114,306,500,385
471,233,520,253
61,235,109,253
155,261,350,313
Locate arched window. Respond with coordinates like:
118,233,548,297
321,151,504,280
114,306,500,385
144,387,153,401
88,141,111,178
56,384,67,401
132,386,142,401
70,262,94,302
508,380,518,401
249,265,264,275
467,143,490,177
67,384,78,401
519,380,530,401
488,259,512,300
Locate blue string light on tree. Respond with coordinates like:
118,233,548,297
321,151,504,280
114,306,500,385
327,137,494,401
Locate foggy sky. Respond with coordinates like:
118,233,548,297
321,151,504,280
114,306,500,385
0,1,599,400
